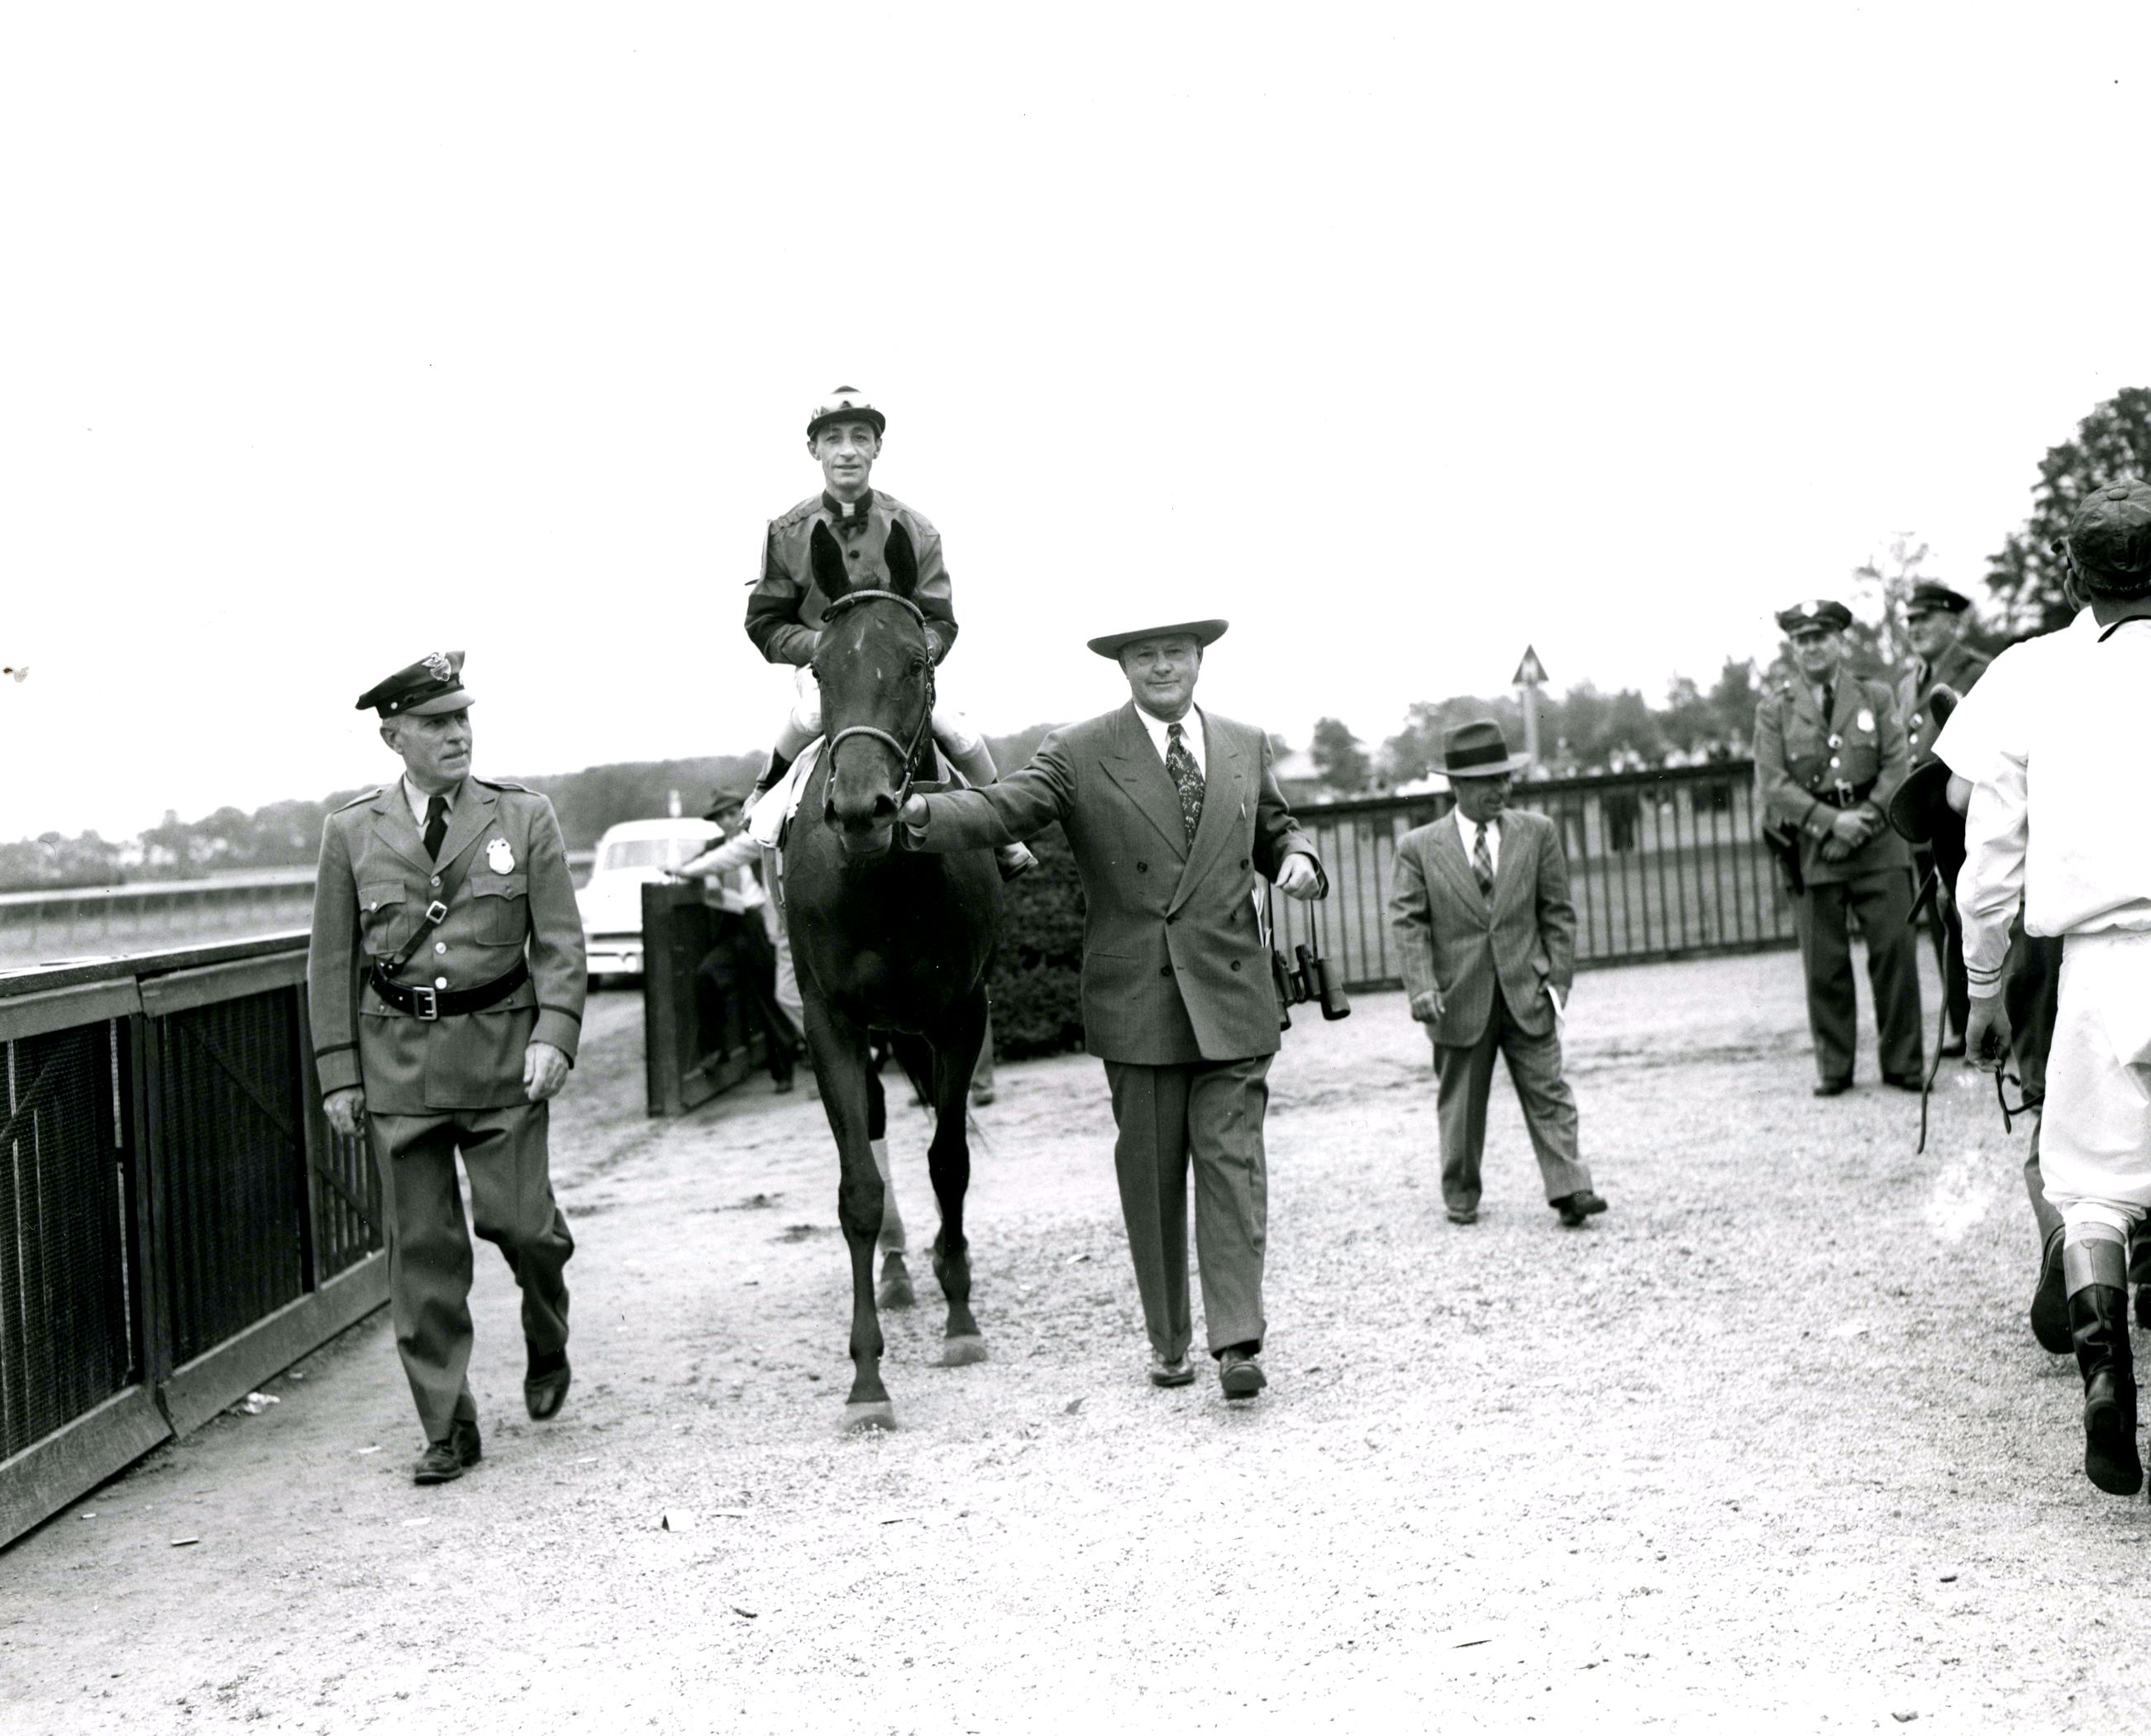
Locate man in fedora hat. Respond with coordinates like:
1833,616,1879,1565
1896,579,1991,1054
742,385,1033,880
1387,718,1607,1228
1946,480,2151,1498
1755,599,1924,1095
308,653,584,1485
898,618,1326,1401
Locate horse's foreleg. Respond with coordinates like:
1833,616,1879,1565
865,1056,913,1307
805,998,893,1426
929,985,990,1366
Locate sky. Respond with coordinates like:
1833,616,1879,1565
6,3,2150,839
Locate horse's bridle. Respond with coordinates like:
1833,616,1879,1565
817,589,937,807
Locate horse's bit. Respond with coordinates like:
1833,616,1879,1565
817,588,937,808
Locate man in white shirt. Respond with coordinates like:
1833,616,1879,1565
1388,719,1606,1228
1943,479,2151,1499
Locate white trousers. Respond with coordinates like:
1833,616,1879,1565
2040,929,2151,1237
774,665,982,760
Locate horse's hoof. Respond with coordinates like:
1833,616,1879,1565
879,1256,916,1309
842,1400,897,1433
937,1335,989,1367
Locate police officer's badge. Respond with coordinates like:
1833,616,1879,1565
487,837,515,873
422,651,454,684
1856,708,1875,732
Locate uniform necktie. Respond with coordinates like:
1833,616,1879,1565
1471,818,1495,899
1165,723,1204,845
423,794,450,861
1817,682,1835,721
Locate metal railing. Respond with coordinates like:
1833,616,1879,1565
1269,760,1795,990
0,934,383,1549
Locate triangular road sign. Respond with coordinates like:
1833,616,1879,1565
1512,645,1549,688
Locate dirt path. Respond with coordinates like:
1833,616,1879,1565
2,955,2144,1732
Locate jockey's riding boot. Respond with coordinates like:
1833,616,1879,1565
940,737,1037,880
744,748,793,817
2066,1238,2143,1497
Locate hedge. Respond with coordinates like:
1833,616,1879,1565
986,823,1087,1060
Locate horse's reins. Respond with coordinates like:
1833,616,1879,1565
817,588,937,806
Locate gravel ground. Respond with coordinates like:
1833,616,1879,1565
3,951,2146,1734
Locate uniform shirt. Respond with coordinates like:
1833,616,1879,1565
746,489,956,666
1934,607,2151,990
403,776,451,829
1895,638,1991,769
1133,702,1208,780
1753,670,1913,885
1454,808,1501,875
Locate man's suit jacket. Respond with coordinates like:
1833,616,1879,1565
909,702,1324,1065
1386,808,1575,1048
308,775,586,1114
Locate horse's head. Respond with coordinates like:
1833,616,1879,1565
810,519,934,856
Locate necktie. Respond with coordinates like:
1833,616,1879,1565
423,794,450,861
1817,682,1834,721
1165,723,1204,845
1471,818,1495,899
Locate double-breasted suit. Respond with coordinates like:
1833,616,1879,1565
907,701,1323,1360
1387,808,1594,1214
308,775,585,1445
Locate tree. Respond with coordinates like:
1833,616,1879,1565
1850,532,1933,670
1986,388,2151,634
1308,718,1371,793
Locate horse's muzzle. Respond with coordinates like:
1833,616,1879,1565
823,791,898,857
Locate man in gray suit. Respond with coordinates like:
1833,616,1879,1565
1387,718,1608,1228
899,618,1325,1400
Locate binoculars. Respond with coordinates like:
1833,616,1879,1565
1272,941,1351,1028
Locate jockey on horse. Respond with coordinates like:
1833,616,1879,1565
742,386,1035,882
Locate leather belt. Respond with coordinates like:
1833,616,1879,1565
369,958,529,1021
1814,779,1877,810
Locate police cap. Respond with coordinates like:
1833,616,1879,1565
356,651,474,718
2065,480,2151,587
1775,599,1853,637
806,386,886,442
1905,580,1972,617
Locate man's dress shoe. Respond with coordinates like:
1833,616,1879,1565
1149,1352,1195,1389
413,1418,482,1485
1219,1348,1267,1401
1553,1190,1609,1228
525,1350,571,1422
1812,1079,1853,1098
1882,1075,1924,1093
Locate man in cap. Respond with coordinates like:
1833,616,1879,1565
743,387,1033,880
1754,599,1924,1095
896,618,1325,1400
1896,580,1992,1054
1946,479,2151,1499
1387,719,1607,1228
308,653,585,1484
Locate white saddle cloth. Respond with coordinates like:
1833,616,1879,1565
746,738,823,847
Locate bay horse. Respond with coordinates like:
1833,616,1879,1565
782,519,1001,1429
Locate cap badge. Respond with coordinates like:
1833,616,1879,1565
422,651,454,684
487,837,515,874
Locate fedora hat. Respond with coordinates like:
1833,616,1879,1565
1438,718,1532,779
1086,618,1230,661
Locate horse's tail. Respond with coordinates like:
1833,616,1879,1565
883,1029,987,1146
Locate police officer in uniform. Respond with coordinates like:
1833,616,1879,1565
307,653,586,1484
1896,579,1991,1053
1754,599,1924,1095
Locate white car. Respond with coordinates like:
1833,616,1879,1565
576,817,719,983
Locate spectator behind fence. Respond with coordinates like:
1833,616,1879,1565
677,793,800,1092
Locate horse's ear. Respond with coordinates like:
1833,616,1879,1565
810,522,849,597
883,522,919,598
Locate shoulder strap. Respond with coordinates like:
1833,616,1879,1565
384,841,484,975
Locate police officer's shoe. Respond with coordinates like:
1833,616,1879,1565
1148,1352,1195,1388
1882,1074,1924,1092
1812,1079,1853,1098
1553,1190,1609,1228
995,842,1038,882
2030,1229,2072,1354
413,1418,483,1485
2069,1283,2144,1497
524,1348,571,1422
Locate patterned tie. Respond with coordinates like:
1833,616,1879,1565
423,794,450,861
1471,818,1495,899
1165,723,1204,845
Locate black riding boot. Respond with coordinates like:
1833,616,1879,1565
746,748,794,812
2065,1239,2143,1497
